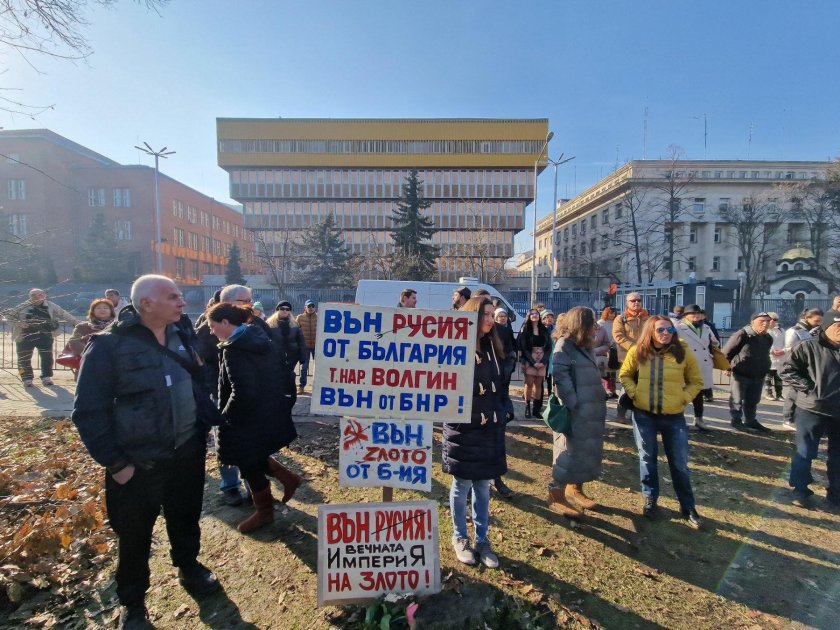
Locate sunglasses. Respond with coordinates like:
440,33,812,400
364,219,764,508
628,299,641,303
656,326,676,334
278,307,291,311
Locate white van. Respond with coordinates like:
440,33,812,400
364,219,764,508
355,278,526,325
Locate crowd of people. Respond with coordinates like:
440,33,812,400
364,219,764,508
7,275,829,628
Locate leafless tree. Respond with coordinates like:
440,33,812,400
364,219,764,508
1,0,167,116
254,229,295,289
648,146,696,280
719,193,787,303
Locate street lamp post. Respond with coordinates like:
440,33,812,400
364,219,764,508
135,142,175,274
530,131,553,307
547,153,575,293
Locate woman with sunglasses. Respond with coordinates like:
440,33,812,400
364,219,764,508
518,308,552,418
619,316,704,528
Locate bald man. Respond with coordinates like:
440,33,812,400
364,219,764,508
72,275,220,627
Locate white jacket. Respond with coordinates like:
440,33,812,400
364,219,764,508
675,320,718,389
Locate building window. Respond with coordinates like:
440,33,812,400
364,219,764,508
664,258,672,272
787,224,798,244
203,262,213,275
689,226,697,243
580,220,586,235
794,262,804,271
664,228,673,243
711,256,720,272
614,203,623,219
601,208,609,225
601,234,608,249
571,225,577,237
7,179,25,200
613,228,622,246
8,214,27,237
201,235,211,252
693,198,705,214
714,227,722,243
172,200,184,219
187,206,198,224
113,188,131,208
737,256,744,271
563,228,568,241
687,257,696,272
590,215,597,228
188,232,199,250
115,220,132,240
190,259,200,278
173,228,185,246
87,187,105,207
580,242,587,255
175,257,185,277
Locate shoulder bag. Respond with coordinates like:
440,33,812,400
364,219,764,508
542,358,575,436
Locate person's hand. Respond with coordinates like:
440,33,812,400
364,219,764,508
111,464,135,485
724,370,731,377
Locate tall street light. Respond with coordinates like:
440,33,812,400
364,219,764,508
135,142,175,274
530,131,553,306
547,153,575,293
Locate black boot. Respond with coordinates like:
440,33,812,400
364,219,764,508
524,402,532,418
494,476,513,499
533,398,543,417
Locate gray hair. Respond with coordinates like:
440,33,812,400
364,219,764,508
28,288,46,298
627,292,642,303
131,274,176,305
219,284,251,302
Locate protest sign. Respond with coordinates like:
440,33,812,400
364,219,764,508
339,418,432,491
311,304,476,423
317,501,440,607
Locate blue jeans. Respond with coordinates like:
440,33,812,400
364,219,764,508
449,477,491,544
219,465,241,492
789,408,840,502
299,347,314,387
632,410,695,512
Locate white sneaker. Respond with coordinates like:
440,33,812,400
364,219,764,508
42,377,54,386
475,540,499,569
452,536,475,565
22,379,33,387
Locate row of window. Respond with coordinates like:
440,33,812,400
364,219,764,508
87,187,132,208
231,168,533,201
174,258,222,280
7,179,25,201
8,214,132,240
171,200,250,240
220,139,543,156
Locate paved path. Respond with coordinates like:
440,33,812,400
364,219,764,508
0,368,795,435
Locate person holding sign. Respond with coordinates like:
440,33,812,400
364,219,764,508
547,307,608,519
442,297,507,569
207,303,299,534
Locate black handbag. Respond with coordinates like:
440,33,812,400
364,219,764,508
607,345,620,370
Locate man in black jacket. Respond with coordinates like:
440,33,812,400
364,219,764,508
723,312,773,432
72,276,220,629
782,313,840,509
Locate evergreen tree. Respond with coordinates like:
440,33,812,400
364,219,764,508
295,214,354,287
389,170,439,280
76,213,127,282
225,243,246,285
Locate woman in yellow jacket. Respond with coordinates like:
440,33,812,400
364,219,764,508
619,315,704,528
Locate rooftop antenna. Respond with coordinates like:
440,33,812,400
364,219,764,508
693,113,709,158
747,122,753,159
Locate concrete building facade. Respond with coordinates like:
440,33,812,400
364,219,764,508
0,129,258,285
533,160,833,296
216,118,549,283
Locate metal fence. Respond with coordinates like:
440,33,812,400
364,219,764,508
198,286,357,315
0,322,75,373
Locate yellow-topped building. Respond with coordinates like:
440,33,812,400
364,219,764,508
217,117,549,283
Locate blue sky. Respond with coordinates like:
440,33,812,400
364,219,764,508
3,0,839,253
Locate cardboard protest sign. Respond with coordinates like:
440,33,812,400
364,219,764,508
339,418,432,491
311,304,476,423
317,501,440,606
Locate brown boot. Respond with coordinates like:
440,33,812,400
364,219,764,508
266,457,302,503
566,483,597,510
547,486,583,519
238,486,275,533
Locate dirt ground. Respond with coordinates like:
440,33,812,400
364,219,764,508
2,407,839,629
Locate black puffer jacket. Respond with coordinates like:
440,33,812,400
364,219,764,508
442,334,507,480
723,326,772,377
267,315,306,366
517,325,551,366
217,324,297,468
781,334,840,418
72,307,215,468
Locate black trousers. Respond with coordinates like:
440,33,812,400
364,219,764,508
105,433,206,606
16,332,54,380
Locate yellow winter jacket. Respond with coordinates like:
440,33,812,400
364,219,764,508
619,341,704,415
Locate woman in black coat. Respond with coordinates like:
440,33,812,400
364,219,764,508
207,303,299,533
442,297,507,569
518,309,552,418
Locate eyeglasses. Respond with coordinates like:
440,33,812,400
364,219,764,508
656,326,676,334
234,298,252,304
306,305,315,308
771,318,779,322
278,307,291,311
628,299,641,303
